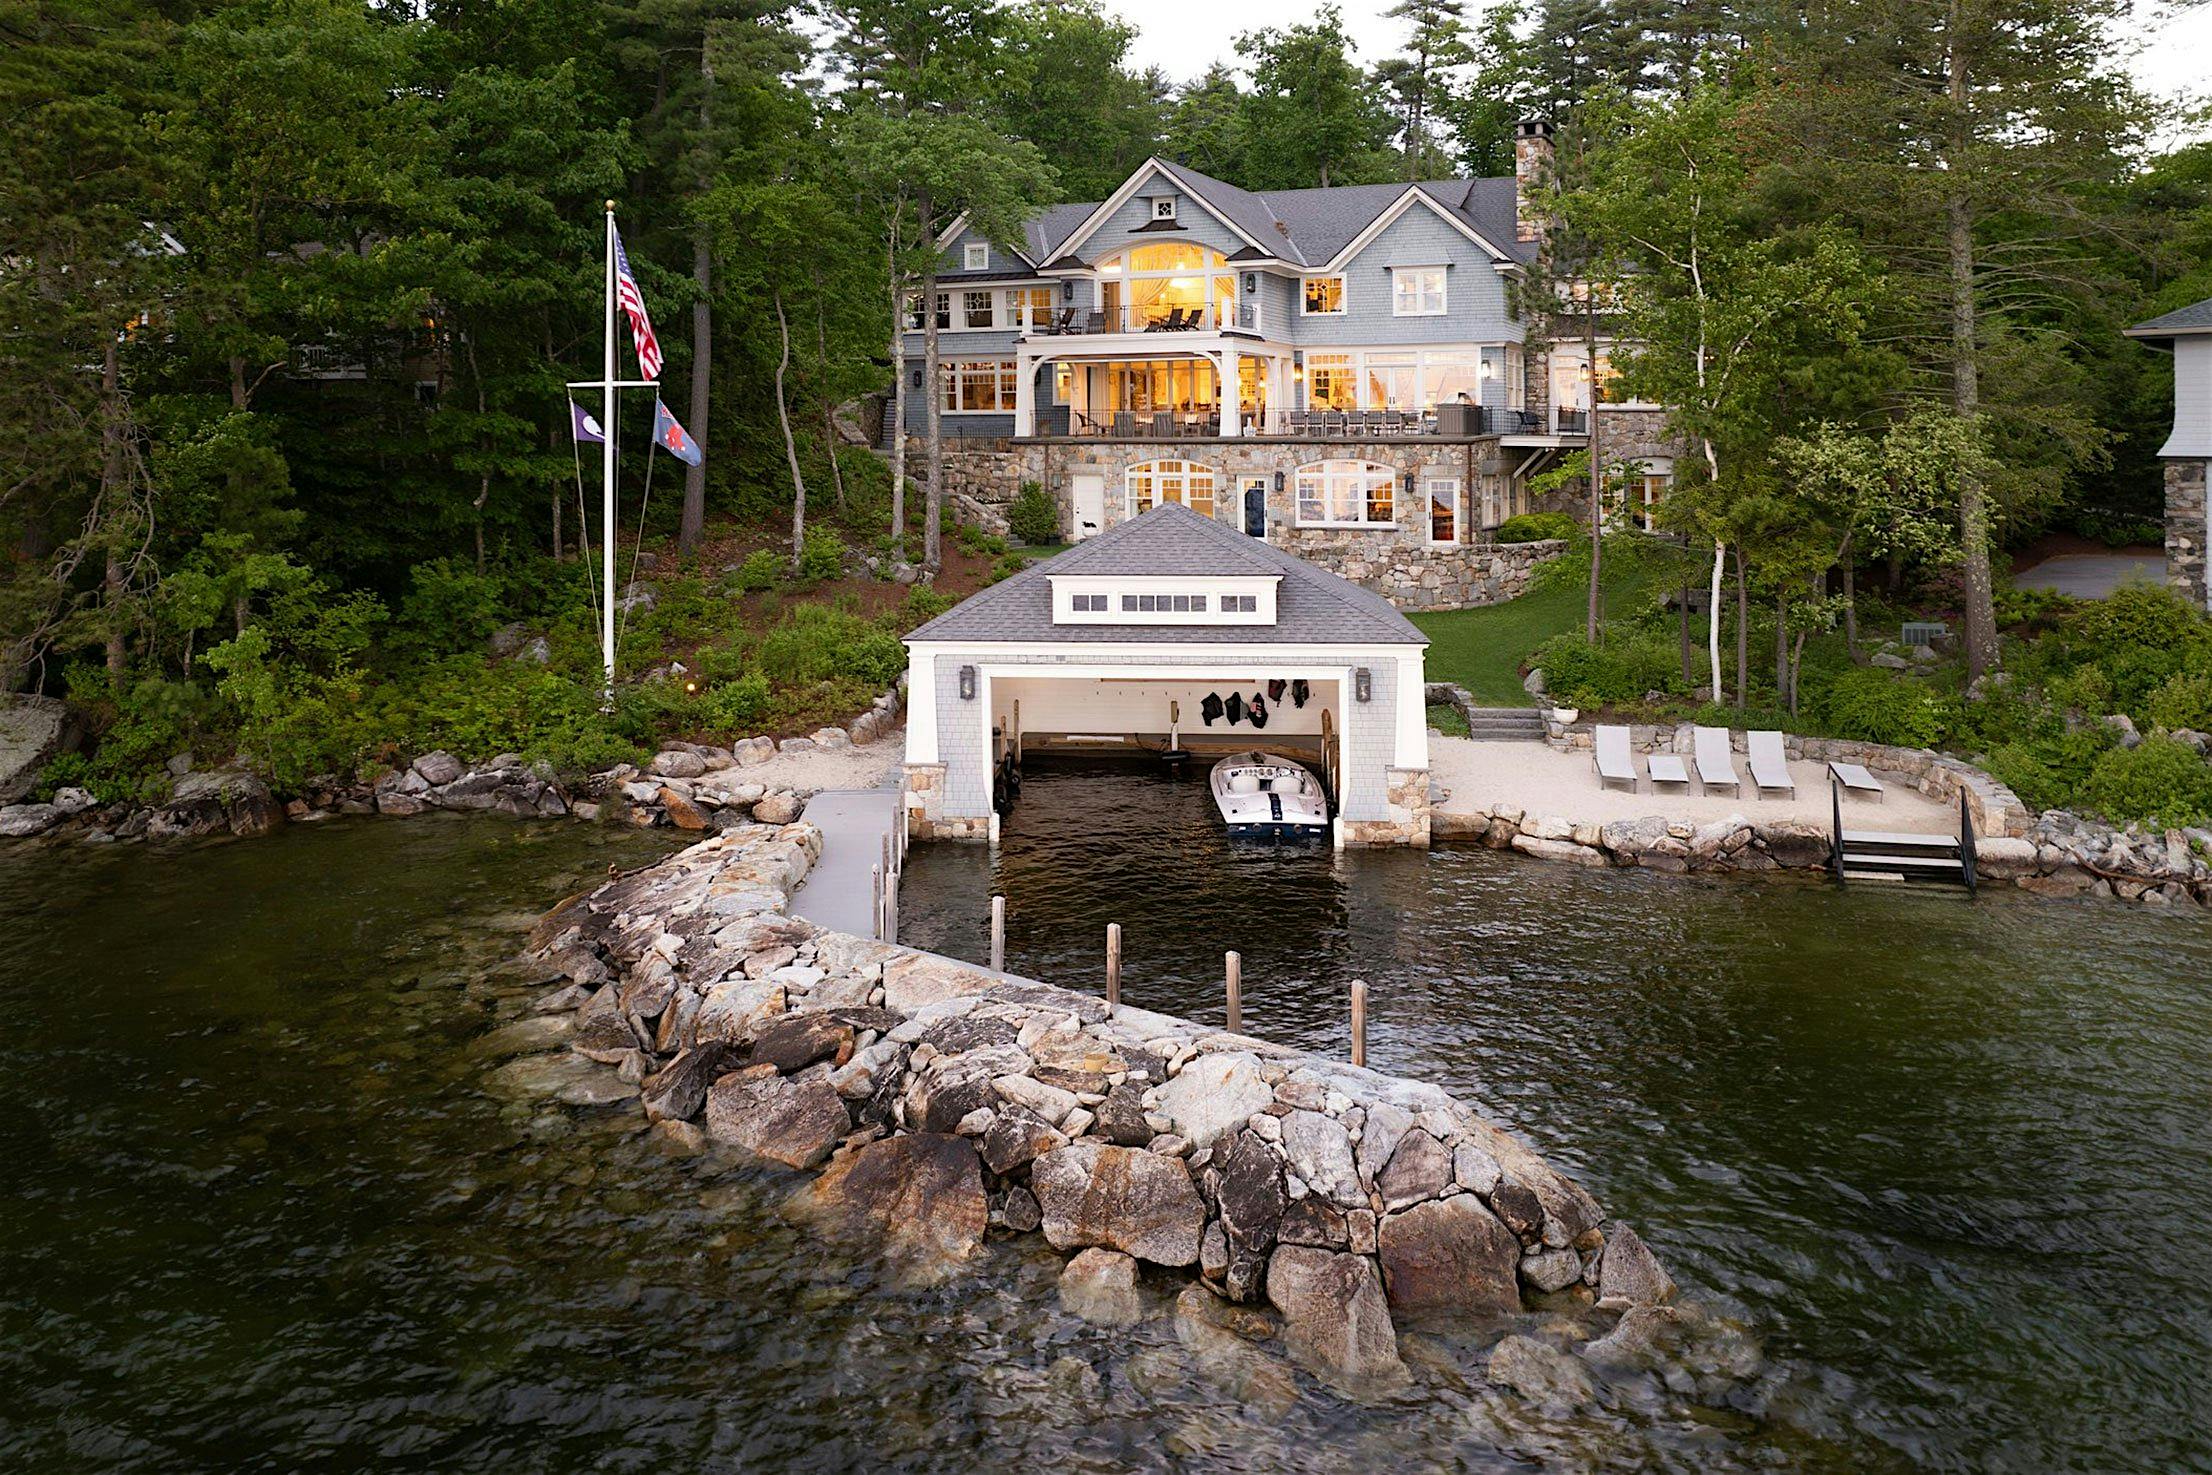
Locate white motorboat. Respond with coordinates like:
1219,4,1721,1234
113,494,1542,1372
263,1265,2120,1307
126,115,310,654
1209,752,1329,840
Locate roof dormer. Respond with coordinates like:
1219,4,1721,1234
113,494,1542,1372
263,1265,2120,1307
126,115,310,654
1049,574,1278,626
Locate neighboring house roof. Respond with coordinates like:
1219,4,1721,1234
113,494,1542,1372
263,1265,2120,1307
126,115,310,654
904,502,1428,647
1010,159,1533,273
2126,296,2212,340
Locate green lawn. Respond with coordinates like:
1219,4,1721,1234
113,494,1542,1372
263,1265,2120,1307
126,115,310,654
1412,557,1667,705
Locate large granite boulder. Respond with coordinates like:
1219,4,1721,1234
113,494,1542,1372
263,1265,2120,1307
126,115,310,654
703,1066,852,1170
1595,1222,1676,1307
1376,1193,1521,1317
151,769,282,838
1031,1141,1206,1266
1487,1333,1598,1411
1281,1109,1363,1207
749,1011,855,1074
1265,1245,1408,1393
0,694,69,804
1375,1129,1455,1211
1214,1128,1286,1302
1151,1050,1271,1149
789,1133,988,1285
639,1041,741,1122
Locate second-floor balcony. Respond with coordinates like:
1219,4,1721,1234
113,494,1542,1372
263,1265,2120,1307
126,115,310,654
1019,300,1264,339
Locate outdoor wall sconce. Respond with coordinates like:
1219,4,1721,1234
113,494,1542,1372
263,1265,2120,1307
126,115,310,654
1479,356,1496,379
1273,471,1285,493
959,665,977,701
1401,469,1416,497
1354,667,1373,704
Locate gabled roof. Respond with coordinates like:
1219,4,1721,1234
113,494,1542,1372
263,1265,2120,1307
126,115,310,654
904,502,1427,647
2126,296,2212,340
1019,160,1535,273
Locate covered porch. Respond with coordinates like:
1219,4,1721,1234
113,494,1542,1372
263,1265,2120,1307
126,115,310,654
1016,341,1294,440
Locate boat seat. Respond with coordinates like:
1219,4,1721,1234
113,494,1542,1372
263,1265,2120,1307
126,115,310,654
1230,773,1262,795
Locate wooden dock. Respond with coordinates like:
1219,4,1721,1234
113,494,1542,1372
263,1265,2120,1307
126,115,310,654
790,785,906,939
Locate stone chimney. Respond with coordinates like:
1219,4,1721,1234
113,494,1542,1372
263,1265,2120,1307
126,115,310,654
1514,119,1555,245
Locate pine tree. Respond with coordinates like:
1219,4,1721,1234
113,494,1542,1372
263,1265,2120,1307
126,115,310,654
1375,0,1472,180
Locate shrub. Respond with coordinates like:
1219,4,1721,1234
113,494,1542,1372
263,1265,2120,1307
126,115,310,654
2081,737,2212,828
1981,731,2108,815
696,673,771,731
1817,666,1945,747
1530,632,1683,709
733,548,781,594
1498,511,1577,544
2146,672,2212,734
2071,583,2205,658
894,587,955,629
757,604,905,689
1007,481,1059,545
2044,663,2113,715
33,752,105,804
797,524,846,583
396,558,504,656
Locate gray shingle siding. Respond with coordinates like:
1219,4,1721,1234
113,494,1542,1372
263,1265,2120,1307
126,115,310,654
1084,185,1255,264
1290,207,1519,348
1337,656,1396,821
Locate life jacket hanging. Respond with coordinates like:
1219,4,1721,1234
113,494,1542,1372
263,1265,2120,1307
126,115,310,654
1267,678,1286,703
1225,691,1246,725
1291,679,1310,708
1200,692,1225,726
1249,694,1269,729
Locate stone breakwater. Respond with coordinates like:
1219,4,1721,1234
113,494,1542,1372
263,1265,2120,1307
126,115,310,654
513,822,1718,1400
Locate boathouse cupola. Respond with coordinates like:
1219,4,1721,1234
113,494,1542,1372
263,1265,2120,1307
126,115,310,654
1048,574,1279,626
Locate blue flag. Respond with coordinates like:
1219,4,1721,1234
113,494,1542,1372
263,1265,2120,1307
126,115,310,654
653,399,702,466
569,400,605,444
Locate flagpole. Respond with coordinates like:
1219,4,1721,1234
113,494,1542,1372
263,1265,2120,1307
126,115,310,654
601,201,619,707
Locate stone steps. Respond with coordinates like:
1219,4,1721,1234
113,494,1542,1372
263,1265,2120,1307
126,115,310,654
1461,707,1546,742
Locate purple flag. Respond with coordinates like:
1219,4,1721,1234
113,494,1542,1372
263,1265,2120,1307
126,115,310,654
653,399,702,466
570,400,605,444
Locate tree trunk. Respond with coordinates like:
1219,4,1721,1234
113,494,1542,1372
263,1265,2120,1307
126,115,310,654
1773,590,1788,697
1841,541,1858,657
1583,314,1603,640
887,205,908,558
102,337,127,678
774,294,807,568
817,301,846,511
1679,575,1693,684
679,226,710,556
1733,547,1748,708
1707,541,1725,701
1944,0,1998,686
919,193,944,571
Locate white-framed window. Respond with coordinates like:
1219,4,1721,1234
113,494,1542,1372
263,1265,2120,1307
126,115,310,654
904,292,952,331
1011,286,1055,330
1126,459,1216,518
962,242,989,271
963,290,995,329
1301,276,1345,314
1095,242,1235,331
1071,592,1109,612
1304,353,1355,410
1223,593,1257,613
940,360,1018,412
1295,459,1396,527
1152,196,1178,221
1393,266,1447,316
1425,478,1461,545
1635,459,1674,532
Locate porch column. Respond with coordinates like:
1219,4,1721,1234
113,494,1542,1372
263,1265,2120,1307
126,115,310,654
1014,348,1038,438
1218,349,1241,437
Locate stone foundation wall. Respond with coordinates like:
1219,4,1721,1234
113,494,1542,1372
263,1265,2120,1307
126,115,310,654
2169,458,2208,611
1342,767,1433,847
1289,537,1564,612
513,822,1701,1401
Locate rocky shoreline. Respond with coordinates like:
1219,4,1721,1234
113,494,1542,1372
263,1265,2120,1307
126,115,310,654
0,682,904,845
497,819,1752,1404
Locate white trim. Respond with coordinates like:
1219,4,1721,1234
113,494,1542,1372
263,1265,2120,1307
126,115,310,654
1293,458,1400,528
1319,186,1512,273
1048,158,1275,264
1391,265,1448,317
904,653,939,763
1300,275,1347,315
1423,477,1462,546
962,242,990,271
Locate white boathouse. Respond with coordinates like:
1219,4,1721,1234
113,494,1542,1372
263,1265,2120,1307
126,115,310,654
900,502,1433,847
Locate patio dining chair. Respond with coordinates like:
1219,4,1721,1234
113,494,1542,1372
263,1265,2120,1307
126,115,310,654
1288,410,1312,435
1084,311,1107,335
1148,410,1176,438
1111,411,1137,437
1323,411,1349,435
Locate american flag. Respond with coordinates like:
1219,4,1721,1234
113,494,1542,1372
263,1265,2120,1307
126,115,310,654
612,225,662,381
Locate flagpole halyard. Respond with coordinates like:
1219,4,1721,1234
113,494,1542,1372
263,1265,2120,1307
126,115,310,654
601,202,619,709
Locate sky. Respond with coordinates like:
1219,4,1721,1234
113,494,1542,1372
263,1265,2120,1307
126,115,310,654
1105,0,2211,141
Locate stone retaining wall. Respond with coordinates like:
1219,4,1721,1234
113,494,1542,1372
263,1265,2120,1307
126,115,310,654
1446,723,2211,907
1544,718,2034,839
512,822,1713,1401
2170,458,2208,611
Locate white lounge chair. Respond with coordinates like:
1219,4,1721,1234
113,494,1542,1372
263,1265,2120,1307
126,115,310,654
1647,754,1690,794
1593,724,1638,792
1747,730,1795,798
1828,761,1884,803
1692,726,1741,796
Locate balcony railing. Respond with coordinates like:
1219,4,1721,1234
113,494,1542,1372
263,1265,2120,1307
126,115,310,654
1044,404,1600,441
1020,302,1243,337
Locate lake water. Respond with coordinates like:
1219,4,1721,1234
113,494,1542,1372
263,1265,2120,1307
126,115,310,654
2,786,2207,1473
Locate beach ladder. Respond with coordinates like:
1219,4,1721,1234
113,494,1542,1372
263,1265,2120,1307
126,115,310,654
1829,781,1978,893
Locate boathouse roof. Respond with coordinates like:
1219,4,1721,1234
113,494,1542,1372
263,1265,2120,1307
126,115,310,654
2126,295,2212,340
904,502,1426,648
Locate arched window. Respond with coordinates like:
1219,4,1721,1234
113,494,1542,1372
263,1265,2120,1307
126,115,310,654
1127,460,1217,519
1097,243,1236,331
1295,460,1396,527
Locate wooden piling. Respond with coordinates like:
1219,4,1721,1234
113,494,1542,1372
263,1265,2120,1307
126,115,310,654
1350,978,1367,1068
990,894,1006,973
1105,922,1122,1016
1224,950,1242,1034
